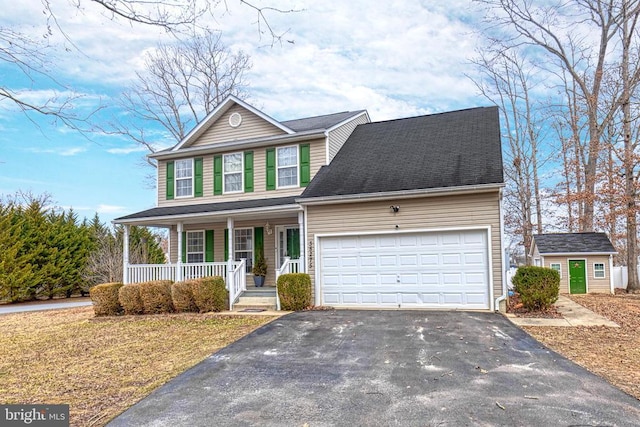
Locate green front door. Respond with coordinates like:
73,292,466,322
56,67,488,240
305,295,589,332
287,228,300,259
569,259,587,294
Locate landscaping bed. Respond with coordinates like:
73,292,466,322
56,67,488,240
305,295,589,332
0,307,277,426
523,293,640,401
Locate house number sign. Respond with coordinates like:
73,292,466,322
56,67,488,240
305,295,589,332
308,239,314,269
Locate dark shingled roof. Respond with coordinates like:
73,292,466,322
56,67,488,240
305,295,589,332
281,111,366,132
300,106,503,198
114,196,298,222
534,233,616,254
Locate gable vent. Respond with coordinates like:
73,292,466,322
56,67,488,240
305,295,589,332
229,112,242,128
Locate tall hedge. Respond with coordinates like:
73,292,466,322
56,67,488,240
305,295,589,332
277,273,312,311
512,266,560,311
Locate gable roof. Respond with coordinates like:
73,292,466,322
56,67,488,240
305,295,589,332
533,233,616,255
281,110,368,132
299,106,503,200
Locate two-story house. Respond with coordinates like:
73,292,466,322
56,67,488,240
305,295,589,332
114,95,506,311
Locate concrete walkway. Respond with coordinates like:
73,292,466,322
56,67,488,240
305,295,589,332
505,295,619,327
0,298,93,315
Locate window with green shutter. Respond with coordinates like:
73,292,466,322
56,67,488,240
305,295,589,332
166,161,175,200
299,144,310,187
194,157,203,197
266,148,276,190
214,155,222,195
244,151,254,193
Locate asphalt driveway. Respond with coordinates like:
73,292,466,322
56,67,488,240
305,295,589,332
108,310,640,426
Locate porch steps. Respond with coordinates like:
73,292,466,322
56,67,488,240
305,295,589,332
233,288,278,311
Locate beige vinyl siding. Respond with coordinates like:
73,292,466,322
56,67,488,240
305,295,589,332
168,216,300,286
190,104,286,147
305,191,503,305
543,255,612,293
327,113,369,162
157,138,326,206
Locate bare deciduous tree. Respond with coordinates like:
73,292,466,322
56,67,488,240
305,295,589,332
114,31,251,159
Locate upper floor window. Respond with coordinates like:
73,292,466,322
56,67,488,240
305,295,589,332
224,153,243,193
175,159,193,198
594,263,605,278
277,146,298,188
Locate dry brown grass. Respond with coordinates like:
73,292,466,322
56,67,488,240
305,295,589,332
0,307,277,426
523,293,640,401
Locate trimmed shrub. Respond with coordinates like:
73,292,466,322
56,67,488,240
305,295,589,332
192,276,228,313
139,280,174,314
90,282,123,316
171,280,198,313
512,266,560,311
118,283,144,315
277,273,312,311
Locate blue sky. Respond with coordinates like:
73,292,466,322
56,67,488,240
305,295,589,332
0,0,489,224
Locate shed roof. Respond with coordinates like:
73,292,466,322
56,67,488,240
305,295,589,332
533,232,616,254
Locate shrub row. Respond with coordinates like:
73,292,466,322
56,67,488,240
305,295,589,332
512,266,560,311
90,276,228,316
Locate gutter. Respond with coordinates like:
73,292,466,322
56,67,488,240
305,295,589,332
297,183,505,205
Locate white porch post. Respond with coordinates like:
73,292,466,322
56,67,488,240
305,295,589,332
298,211,305,273
227,217,234,287
123,225,130,284
177,222,184,282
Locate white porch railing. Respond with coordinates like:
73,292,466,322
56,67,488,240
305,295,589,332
126,262,229,284
276,257,301,279
228,259,247,311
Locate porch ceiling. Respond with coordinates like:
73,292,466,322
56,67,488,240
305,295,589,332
113,196,301,227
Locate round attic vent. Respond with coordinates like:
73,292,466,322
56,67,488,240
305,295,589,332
229,112,242,128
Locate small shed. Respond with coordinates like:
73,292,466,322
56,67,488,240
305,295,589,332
530,233,616,294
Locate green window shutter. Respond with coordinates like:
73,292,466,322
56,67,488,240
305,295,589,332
224,228,229,260
254,227,264,258
181,231,186,263
205,230,214,262
166,161,175,200
300,144,311,187
266,148,276,190
214,155,222,195
194,157,203,197
287,228,300,259
244,151,254,193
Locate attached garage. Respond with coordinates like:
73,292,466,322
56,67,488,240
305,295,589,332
318,229,491,309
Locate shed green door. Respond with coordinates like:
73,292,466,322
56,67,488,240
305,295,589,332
569,259,587,294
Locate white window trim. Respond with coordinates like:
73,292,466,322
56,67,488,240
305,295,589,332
223,152,244,194
175,158,194,199
593,262,606,279
186,230,204,263
276,144,299,189
234,227,254,273
550,263,562,279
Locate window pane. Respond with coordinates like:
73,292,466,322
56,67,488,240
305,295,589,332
186,231,204,264
594,263,605,278
224,153,242,173
224,173,242,192
187,253,204,263
175,159,192,179
277,146,298,167
278,166,297,187
176,178,192,197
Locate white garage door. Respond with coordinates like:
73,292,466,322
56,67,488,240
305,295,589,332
319,230,490,309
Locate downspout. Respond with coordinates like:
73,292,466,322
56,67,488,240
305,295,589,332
609,254,614,293
495,188,508,311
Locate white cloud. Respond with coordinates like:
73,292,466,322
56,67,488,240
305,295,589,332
26,146,87,156
97,204,127,214
107,146,149,155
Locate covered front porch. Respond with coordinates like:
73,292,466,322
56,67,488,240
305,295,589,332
115,197,306,310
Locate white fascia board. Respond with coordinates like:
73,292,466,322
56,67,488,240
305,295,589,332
149,130,326,160
113,204,302,226
296,183,505,205
171,96,294,152
539,252,617,256
325,110,370,133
